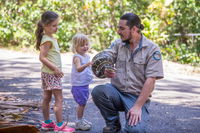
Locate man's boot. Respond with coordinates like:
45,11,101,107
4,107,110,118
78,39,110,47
103,122,121,133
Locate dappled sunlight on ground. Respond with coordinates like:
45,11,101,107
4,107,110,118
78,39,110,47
0,49,200,133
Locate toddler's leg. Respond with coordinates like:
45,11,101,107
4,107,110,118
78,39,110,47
42,90,52,121
71,85,89,119
77,105,85,119
53,89,63,123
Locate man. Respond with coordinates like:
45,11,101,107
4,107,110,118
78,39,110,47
91,13,164,133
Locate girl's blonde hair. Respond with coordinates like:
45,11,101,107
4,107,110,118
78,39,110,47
71,33,90,53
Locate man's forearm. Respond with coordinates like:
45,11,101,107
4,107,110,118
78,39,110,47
134,77,156,108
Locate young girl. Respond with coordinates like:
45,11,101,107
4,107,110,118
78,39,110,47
70,33,93,131
35,11,75,133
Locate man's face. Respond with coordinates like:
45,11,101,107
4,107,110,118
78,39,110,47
117,20,132,42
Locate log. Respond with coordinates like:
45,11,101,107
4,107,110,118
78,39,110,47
0,125,40,133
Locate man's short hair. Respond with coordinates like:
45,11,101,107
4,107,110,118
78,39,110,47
120,13,144,30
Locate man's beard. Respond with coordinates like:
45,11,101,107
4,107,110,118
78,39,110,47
121,35,131,45
120,32,132,44
122,39,130,44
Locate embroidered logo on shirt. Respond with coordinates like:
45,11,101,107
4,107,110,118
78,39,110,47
153,51,161,60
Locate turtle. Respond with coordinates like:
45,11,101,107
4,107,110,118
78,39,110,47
91,51,116,78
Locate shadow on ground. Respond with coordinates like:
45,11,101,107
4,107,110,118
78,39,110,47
0,50,200,133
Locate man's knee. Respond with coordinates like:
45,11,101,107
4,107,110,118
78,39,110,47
91,84,106,98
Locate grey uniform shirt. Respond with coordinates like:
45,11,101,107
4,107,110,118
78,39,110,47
105,35,164,96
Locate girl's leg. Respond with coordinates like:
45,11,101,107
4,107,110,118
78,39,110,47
77,105,85,119
42,90,52,121
52,89,63,123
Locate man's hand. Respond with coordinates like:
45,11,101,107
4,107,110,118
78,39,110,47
104,68,116,78
126,105,142,126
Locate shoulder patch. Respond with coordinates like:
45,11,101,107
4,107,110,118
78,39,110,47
153,51,161,60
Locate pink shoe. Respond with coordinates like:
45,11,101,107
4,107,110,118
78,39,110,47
41,121,55,130
54,122,75,133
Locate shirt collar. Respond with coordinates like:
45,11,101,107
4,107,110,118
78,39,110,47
140,35,149,47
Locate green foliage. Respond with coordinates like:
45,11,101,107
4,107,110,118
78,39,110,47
0,0,199,65
145,0,200,65
162,43,200,66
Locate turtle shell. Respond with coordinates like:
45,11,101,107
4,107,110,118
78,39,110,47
92,51,115,78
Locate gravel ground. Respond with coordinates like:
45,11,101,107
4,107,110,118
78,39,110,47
0,49,200,133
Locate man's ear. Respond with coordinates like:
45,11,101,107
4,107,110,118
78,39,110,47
132,26,140,33
130,26,137,35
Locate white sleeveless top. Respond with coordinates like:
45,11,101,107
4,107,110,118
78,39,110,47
71,54,93,86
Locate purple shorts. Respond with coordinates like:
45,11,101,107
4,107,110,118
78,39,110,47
71,85,89,106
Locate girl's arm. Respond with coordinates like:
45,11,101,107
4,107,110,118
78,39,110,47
73,56,92,72
39,41,63,77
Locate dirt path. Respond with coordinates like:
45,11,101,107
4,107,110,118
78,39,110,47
0,49,200,133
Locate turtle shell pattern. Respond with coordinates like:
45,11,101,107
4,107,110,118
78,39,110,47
92,51,115,78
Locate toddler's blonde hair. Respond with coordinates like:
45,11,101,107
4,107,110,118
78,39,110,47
71,33,90,53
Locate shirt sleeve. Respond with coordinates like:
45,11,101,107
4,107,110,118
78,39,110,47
145,46,164,79
41,36,53,46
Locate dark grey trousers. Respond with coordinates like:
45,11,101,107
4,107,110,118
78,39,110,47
91,83,149,133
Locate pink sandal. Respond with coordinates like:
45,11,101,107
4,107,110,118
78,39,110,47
54,122,75,133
